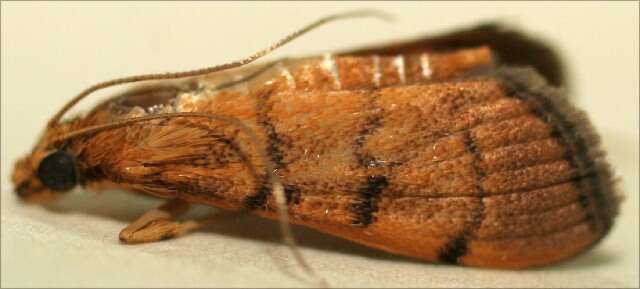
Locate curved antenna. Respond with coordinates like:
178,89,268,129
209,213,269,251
47,112,329,287
47,9,392,128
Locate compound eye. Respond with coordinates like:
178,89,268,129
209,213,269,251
37,150,77,192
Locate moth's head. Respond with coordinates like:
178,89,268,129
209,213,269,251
12,139,80,204
11,92,129,204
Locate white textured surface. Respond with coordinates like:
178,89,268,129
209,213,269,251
1,2,638,288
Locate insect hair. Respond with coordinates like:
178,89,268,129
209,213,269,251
43,10,393,288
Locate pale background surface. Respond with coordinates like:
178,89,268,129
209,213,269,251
1,2,638,288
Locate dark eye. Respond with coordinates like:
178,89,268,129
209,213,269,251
37,150,77,192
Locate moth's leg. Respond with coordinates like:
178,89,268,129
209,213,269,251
118,198,213,244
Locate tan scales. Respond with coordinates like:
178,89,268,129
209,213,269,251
11,19,620,270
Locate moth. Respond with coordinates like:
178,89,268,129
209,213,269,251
11,12,620,270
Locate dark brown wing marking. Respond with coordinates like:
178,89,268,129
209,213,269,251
351,175,389,226
353,92,385,168
351,90,389,226
243,89,273,209
245,87,302,210
438,130,486,263
498,70,607,234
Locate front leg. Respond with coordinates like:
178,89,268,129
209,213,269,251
119,198,209,244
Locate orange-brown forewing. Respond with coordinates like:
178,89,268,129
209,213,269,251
69,28,617,268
